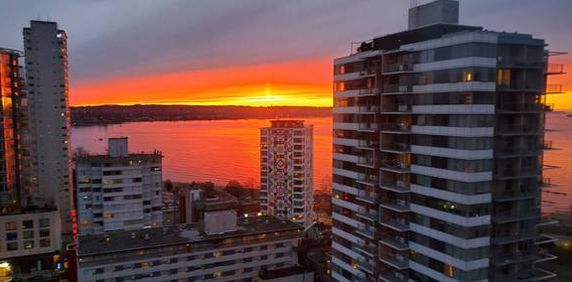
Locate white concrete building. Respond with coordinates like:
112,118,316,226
74,138,163,235
0,208,62,281
260,120,315,228
331,1,560,281
77,216,304,282
23,21,74,241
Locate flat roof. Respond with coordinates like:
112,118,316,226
74,152,162,163
78,216,302,256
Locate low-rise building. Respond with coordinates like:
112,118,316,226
77,215,304,282
74,137,163,235
0,208,62,281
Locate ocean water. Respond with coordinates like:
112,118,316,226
72,113,572,214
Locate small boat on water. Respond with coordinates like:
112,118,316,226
567,114,572,117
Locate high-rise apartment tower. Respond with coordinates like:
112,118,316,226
331,1,562,281
261,120,315,228
23,21,74,241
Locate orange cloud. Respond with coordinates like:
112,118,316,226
71,57,333,107
71,54,572,109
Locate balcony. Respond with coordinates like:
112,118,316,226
496,103,545,113
495,169,540,180
495,146,540,158
381,123,411,134
379,180,409,193
356,257,376,275
383,63,413,74
355,241,377,258
539,177,556,188
359,105,379,114
356,225,376,240
546,63,565,75
356,190,378,205
379,272,409,282
379,253,409,270
381,160,410,174
543,140,557,150
493,189,537,202
493,208,541,223
492,233,538,245
356,208,378,222
544,84,564,94
379,235,409,251
381,143,410,154
383,84,413,94
534,234,558,245
357,139,379,149
358,122,379,132
357,156,377,168
492,250,536,266
379,215,410,232
494,268,556,282
358,88,380,96
382,104,411,114
379,199,410,213
358,173,379,186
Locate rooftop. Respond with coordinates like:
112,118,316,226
269,120,307,128
78,216,302,256
74,151,163,163
259,265,311,280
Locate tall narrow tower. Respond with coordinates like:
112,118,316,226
331,1,560,281
260,120,315,228
23,21,74,241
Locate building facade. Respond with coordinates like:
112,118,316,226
261,120,315,228
74,138,163,235
0,208,62,281
0,49,26,211
331,1,560,281
77,216,304,282
23,21,74,241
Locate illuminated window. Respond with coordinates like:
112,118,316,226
5,222,16,231
464,71,473,82
444,264,454,277
24,241,34,249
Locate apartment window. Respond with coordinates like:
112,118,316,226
23,230,34,239
7,242,17,251
445,264,454,277
22,220,33,229
5,222,17,230
24,241,34,249
6,232,17,241
40,239,50,248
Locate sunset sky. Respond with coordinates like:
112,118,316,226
1,0,572,108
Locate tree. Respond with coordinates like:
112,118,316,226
225,180,244,198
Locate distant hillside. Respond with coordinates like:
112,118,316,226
71,105,332,126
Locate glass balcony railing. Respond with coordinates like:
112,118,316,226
379,181,410,193
383,64,413,74
546,63,565,75
545,84,563,94
381,123,411,133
